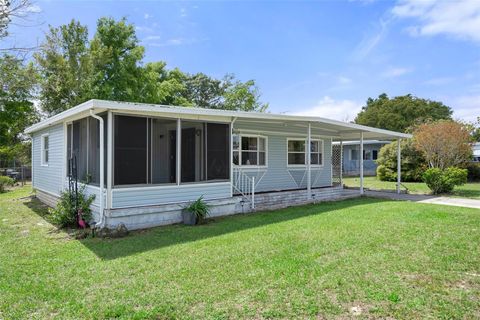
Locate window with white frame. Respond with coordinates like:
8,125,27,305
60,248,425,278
233,135,267,166
287,139,323,166
41,134,49,166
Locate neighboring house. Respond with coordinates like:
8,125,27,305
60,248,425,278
473,143,480,162
25,99,410,230
340,140,390,176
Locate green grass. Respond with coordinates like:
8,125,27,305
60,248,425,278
343,176,480,199
1,186,479,319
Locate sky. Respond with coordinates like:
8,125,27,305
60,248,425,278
4,0,480,122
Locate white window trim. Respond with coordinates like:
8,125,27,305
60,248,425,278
286,138,324,168
233,134,268,168
41,133,49,167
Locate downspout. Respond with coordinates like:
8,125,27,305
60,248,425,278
90,110,105,229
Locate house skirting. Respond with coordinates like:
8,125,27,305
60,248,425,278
35,187,360,231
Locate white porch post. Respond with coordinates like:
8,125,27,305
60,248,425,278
230,117,236,197
107,111,113,209
339,139,343,187
360,132,364,195
176,118,181,185
307,123,312,199
397,138,401,194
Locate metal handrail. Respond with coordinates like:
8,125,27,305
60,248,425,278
232,169,255,209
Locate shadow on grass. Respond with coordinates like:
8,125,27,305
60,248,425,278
73,197,384,260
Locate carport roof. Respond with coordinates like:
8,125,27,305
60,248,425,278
25,99,412,140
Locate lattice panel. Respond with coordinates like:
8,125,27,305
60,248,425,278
332,144,342,186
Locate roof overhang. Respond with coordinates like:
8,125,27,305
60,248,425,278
25,99,412,140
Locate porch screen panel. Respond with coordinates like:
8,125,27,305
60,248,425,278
88,117,100,185
72,118,88,182
206,123,229,180
114,115,147,185
151,118,177,184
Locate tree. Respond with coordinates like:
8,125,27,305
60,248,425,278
413,121,472,169
35,20,92,115
182,73,267,111
0,54,38,165
376,139,427,182
355,94,452,132
139,63,190,106
35,17,268,115
1,0,41,52
89,17,145,102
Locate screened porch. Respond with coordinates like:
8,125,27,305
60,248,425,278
66,114,231,188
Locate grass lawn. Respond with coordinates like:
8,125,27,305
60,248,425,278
1,186,479,319
343,176,480,199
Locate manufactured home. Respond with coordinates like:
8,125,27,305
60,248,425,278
26,100,411,230
337,140,390,176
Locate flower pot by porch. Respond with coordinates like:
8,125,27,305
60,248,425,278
182,210,198,225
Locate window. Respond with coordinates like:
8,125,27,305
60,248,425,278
363,150,372,161
41,134,49,166
310,140,323,165
288,140,305,165
372,150,378,160
350,149,358,161
287,139,323,166
233,135,267,167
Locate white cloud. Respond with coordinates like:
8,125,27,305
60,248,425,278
450,95,480,122
25,4,41,13
144,35,161,41
291,96,363,122
337,76,352,85
180,8,187,18
423,77,455,86
148,37,209,47
353,13,394,60
392,0,480,43
144,13,152,20
382,66,413,78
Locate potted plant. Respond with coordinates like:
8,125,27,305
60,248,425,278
182,196,210,225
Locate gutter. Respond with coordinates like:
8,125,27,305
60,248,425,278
89,109,106,229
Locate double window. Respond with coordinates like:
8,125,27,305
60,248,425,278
41,134,49,166
287,139,323,166
232,135,267,167
351,149,378,161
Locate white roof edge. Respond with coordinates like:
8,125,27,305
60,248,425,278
24,99,412,139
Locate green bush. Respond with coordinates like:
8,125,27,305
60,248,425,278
185,196,210,222
423,167,468,194
376,140,427,182
48,185,95,228
466,162,480,181
0,176,14,193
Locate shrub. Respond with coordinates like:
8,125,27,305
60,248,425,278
0,176,14,193
49,185,95,228
423,167,468,194
185,196,210,222
466,162,480,182
376,140,427,182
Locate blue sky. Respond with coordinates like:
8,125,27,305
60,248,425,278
4,0,480,122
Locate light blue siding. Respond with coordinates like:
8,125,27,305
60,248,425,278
112,182,231,208
234,122,332,192
343,143,386,176
32,124,65,195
